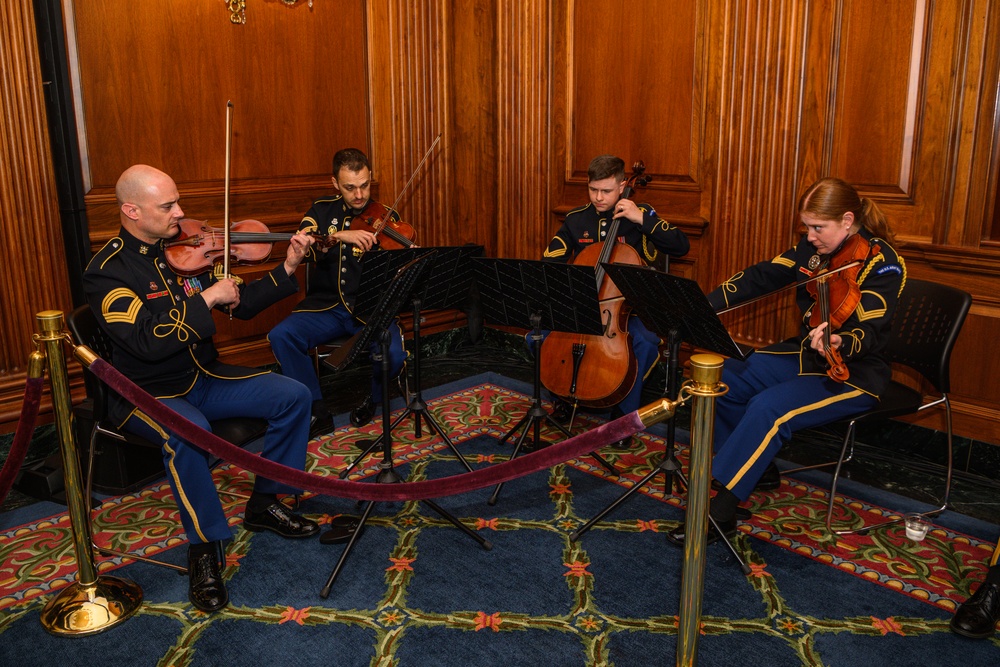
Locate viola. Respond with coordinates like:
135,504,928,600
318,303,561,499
539,161,652,410
164,218,332,277
351,200,417,251
806,233,877,382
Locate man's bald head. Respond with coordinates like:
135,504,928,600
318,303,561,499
116,165,184,243
116,164,173,208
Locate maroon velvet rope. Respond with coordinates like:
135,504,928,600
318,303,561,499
87,357,644,502
0,376,45,506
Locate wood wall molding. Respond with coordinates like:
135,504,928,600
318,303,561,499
0,2,74,425
5,0,1000,446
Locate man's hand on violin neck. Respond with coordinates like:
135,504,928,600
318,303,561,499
336,229,377,251
283,231,315,275
201,278,241,310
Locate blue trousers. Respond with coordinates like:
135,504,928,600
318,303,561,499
124,372,312,544
268,306,406,405
537,314,661,415
711,352,877,500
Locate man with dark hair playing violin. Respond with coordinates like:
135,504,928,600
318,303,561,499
541,154,690,445
665,177,906,546
269,148,407,434
83,164,321,613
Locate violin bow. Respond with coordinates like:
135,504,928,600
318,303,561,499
715,259,863,316
223,100,234,280
376,133,442,232
223,101,234,318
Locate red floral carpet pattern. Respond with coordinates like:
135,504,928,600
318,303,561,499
1,380,998,666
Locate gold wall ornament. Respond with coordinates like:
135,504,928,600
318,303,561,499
227,0,246,24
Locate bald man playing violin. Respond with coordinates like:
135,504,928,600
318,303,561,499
83,164,321,613
269,148,407,435
665,177,906,547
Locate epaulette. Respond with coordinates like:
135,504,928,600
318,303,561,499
85,236,124,272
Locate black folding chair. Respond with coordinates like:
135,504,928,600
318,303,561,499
67,305,268,573
786,279,972,536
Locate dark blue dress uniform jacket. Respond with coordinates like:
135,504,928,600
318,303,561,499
542,201,690,263
706,229,906,398
83,226,300,426
293,195,400,317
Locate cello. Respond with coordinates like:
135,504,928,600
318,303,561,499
539,162,651,410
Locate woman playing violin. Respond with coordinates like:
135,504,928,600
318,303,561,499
268,148,408,434
667,177,906,546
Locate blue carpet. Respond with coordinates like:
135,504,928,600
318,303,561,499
1,372,999,666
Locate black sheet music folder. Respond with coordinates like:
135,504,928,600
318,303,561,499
600,263,751,361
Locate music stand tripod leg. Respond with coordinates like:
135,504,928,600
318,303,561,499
322,328,488,596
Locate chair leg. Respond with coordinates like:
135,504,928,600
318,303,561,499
87,425,189,574
824,421,860,535
826,397,954,536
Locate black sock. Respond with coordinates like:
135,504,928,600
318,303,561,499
189,540,220,559
984,564,1000,586
247,491,277,515
710,486,740,523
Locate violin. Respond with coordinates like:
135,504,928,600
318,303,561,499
540,161,652,410
806,233,877,382
349,133,441,257
351,200,416,251
164,218,332,277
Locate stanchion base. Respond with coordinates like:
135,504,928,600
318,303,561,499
40,576,143,636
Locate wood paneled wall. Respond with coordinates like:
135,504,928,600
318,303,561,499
0,2,73,426
3,0,1000,444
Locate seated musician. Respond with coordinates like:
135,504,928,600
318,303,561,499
951,538,1000,638
666,177,905,545
541,154,690,445
83,165,320,613
269,148,407,435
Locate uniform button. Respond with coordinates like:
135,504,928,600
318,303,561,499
167,279,173,284
191,343,197,350
601,221,607,226
159,262,166,269
341,267,347,273
341,279,346,284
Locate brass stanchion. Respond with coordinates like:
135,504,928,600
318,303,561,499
35,310,142,636
676,353,727,667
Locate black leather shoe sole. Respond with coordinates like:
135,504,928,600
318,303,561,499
320,515,363,545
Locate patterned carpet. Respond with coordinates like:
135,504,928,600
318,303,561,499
1,374,999,666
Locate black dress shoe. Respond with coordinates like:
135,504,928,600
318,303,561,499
350,395,375,428
951,581,1000,639
244,502,320,538
309,414,334,439
188,550,228,613
755,462,782,491
550,399,574,425
665,516,738,547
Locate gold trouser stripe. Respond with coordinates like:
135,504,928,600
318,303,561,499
727,389,865,490
134,410,209,543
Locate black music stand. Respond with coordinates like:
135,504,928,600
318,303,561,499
472,259,619,505
570,263,752,573
319,252,492,597
335,246,485,478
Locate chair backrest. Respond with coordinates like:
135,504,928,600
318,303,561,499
67,304,113,418
884,278,971,394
